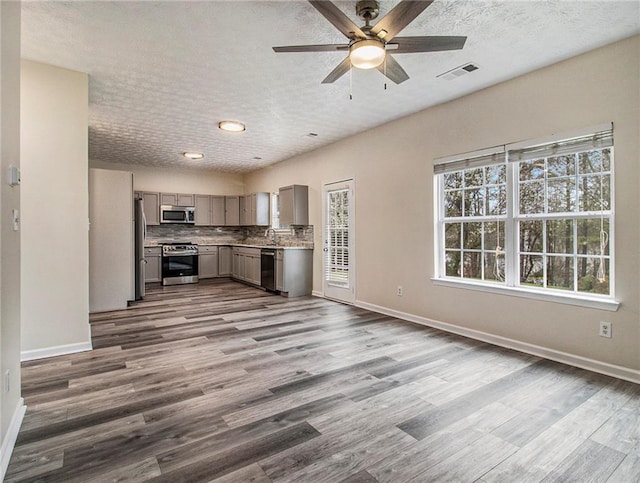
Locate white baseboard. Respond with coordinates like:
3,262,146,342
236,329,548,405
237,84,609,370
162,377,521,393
21,341,93,362
354,299,640,385
311,290,324,298
0,398,26,481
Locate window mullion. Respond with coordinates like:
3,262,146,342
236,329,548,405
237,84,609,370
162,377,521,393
505,159,518,287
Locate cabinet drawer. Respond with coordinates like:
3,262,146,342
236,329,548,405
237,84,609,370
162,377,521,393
198,245,218,254
145,247,161,256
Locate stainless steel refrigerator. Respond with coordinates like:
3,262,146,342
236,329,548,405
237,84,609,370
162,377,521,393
134,197,147,300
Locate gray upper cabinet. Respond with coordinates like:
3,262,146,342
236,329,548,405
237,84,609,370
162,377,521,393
239,195,250,226
139,190,267,227
240,192,270,226
194,194,212,226
225,196,240,226
160,193,177,205
253,192,270,226
195,195,228,226
239,193,270,226
178,193,195,206
161,193,194,206
211,196,226,225
279,185,308,226
140,192,160,225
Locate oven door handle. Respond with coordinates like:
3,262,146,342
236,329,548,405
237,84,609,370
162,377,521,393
164,250,198,256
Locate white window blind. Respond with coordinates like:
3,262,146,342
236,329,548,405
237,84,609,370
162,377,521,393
508,127,613,163
434,146,505,175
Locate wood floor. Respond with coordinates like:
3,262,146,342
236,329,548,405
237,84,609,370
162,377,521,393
7,279,640,482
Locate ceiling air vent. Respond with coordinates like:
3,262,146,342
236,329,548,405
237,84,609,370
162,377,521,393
437,62,480,81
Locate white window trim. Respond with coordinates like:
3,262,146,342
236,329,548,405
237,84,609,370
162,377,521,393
431,277,619,311
433,123,618,311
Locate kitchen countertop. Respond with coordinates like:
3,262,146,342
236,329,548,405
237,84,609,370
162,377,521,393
144,241,313,250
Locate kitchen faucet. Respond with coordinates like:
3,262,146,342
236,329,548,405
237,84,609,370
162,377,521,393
264,228,277,245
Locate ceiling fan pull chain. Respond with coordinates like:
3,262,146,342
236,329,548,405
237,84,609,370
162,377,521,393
384,56,388,90
349,63,353,100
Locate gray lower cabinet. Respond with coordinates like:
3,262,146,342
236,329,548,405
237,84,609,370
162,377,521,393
198,245,218,278
218,246,232,276
144,246,162,283
231,247,261,286
276,249,312,297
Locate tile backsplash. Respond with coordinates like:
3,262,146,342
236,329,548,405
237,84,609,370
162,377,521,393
244,226,314,247
147,225,314,248
146,225,245,244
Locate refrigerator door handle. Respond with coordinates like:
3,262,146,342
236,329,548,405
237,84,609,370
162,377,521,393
142,210,147,240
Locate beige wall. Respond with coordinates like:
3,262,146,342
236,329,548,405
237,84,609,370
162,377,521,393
1,0,23,469
90,160,245,195
245,36,640,374
21,60,91,357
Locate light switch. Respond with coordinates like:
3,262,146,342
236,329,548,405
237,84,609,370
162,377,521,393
8,165,20,186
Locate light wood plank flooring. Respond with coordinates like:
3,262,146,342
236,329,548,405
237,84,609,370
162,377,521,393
7,279,640,482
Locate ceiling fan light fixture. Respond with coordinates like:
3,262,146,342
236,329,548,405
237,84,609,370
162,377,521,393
349,40,386,69
218,120,246,133
183,152,204,160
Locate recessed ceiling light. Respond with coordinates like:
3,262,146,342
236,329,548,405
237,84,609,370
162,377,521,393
183,152,204,160
218,120,246,133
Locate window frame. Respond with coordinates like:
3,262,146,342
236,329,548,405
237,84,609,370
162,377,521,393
433,124,619,312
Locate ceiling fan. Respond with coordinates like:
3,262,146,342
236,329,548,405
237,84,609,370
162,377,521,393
272,0,467,84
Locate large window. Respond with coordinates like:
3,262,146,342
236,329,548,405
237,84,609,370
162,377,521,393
434,125,615,307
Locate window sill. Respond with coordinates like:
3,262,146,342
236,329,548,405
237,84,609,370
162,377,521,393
431,277,620,312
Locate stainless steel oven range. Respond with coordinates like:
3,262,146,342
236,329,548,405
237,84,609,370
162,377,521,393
161,243,199,286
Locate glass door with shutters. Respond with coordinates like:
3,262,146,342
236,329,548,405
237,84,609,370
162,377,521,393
323,179,355,303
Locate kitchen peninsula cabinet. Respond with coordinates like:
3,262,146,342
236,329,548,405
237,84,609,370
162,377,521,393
198,245,219,278
279,185,308,226
144,246,162,282
276,249,312,297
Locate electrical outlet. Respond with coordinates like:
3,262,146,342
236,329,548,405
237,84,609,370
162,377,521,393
599,321,612,338
397,286,403,296
4,370,9,393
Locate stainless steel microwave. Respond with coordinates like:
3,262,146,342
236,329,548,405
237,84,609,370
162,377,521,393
160,205,195,224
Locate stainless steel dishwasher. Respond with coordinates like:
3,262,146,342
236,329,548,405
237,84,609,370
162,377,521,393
261,249,276,292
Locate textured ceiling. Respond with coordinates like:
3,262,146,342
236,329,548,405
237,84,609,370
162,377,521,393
21,1,640,173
